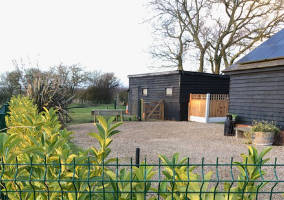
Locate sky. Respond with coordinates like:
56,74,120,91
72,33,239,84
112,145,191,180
0,0,159,86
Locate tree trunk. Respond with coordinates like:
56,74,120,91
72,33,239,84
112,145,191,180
214,60,221,74
177,56,183,71
177,36,184,71
198,50,206,72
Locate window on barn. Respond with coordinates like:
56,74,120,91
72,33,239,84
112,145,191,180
166,88,173,96
142,88,148,96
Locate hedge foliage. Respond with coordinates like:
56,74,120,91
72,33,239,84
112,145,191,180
0,96,278,200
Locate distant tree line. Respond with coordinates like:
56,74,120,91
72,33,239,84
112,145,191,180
0,62,127,123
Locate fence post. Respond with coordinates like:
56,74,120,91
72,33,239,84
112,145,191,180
114,98,117,109
141,99,144,120
137,99,141,121
188,93,192,121
205,93,210,123
135,147,140,167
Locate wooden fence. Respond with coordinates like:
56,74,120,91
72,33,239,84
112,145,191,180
188,94,207,117
209,94,229,117
188,93,229,122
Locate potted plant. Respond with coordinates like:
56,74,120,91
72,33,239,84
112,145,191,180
251,121,280,146
231,114,238,124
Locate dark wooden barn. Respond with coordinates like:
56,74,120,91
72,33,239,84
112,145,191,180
223,28,284,128
128,70,229,121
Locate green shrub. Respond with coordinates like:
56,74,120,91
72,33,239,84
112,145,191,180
5,95,74,161
0,96,278,199
251,120,280,134
1,95,124,199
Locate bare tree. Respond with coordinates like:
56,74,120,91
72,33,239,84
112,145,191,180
205,0,284,73
150,0,284,73
49,64,88,95
150,0,192,70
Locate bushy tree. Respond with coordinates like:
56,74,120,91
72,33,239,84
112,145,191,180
0,64,90,124
118,88,128,106
83,72,120,104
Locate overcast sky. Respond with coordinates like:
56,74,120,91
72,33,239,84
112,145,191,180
0,0,160,86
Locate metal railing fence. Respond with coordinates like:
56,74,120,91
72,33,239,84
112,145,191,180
0,157,283,200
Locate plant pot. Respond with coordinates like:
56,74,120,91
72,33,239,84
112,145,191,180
224,115,234,136
274,131,284,145
252,131,275,146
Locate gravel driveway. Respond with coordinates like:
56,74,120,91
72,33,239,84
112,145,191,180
68,121,284,199
68,121,284,164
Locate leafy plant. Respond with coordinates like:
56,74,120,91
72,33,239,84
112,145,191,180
5,96,74,161
106,163,156,200
0,96,279,199
157,153,215,200
1,96,81,199
231,114,238,122
244,130,253,144
88,116,122,164
251,121,280,134
26,74,74,125
224,146,272,200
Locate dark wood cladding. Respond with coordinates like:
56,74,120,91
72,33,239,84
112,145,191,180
180,73,229,120
128,71,230,121
228,68,284,128
128,73,181,120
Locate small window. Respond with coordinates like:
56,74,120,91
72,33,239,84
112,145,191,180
166,88,173,96
142,88,148,96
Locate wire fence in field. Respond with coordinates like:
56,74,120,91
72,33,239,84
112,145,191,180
0,157,283,200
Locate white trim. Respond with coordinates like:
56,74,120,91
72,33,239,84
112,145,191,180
207,117,226,123
189,116,207,123
205,93,210,123
189,116,226,123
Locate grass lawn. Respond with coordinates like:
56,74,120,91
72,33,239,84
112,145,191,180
68,103,126,125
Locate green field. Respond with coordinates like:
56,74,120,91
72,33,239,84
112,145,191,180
68,104,127,125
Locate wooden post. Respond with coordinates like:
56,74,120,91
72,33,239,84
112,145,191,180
188,93,192,121
141,99,144,120
160,100,164,120
205,93,210,123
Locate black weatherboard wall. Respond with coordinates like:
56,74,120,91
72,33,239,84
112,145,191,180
128,72,181,120
223,28,284,129
128,71,229,121
228,67,284,128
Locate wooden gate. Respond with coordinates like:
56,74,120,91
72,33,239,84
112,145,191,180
142,100,164,120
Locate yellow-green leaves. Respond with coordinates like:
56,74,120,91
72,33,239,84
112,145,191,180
88,115,122,163
1,97,277,199
159,153,214,200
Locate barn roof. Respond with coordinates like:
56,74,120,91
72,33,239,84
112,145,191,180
128,70,228,78
223,28,284,73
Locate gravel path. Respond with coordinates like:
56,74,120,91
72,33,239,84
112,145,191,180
68,121,284,199
68,121,284,164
